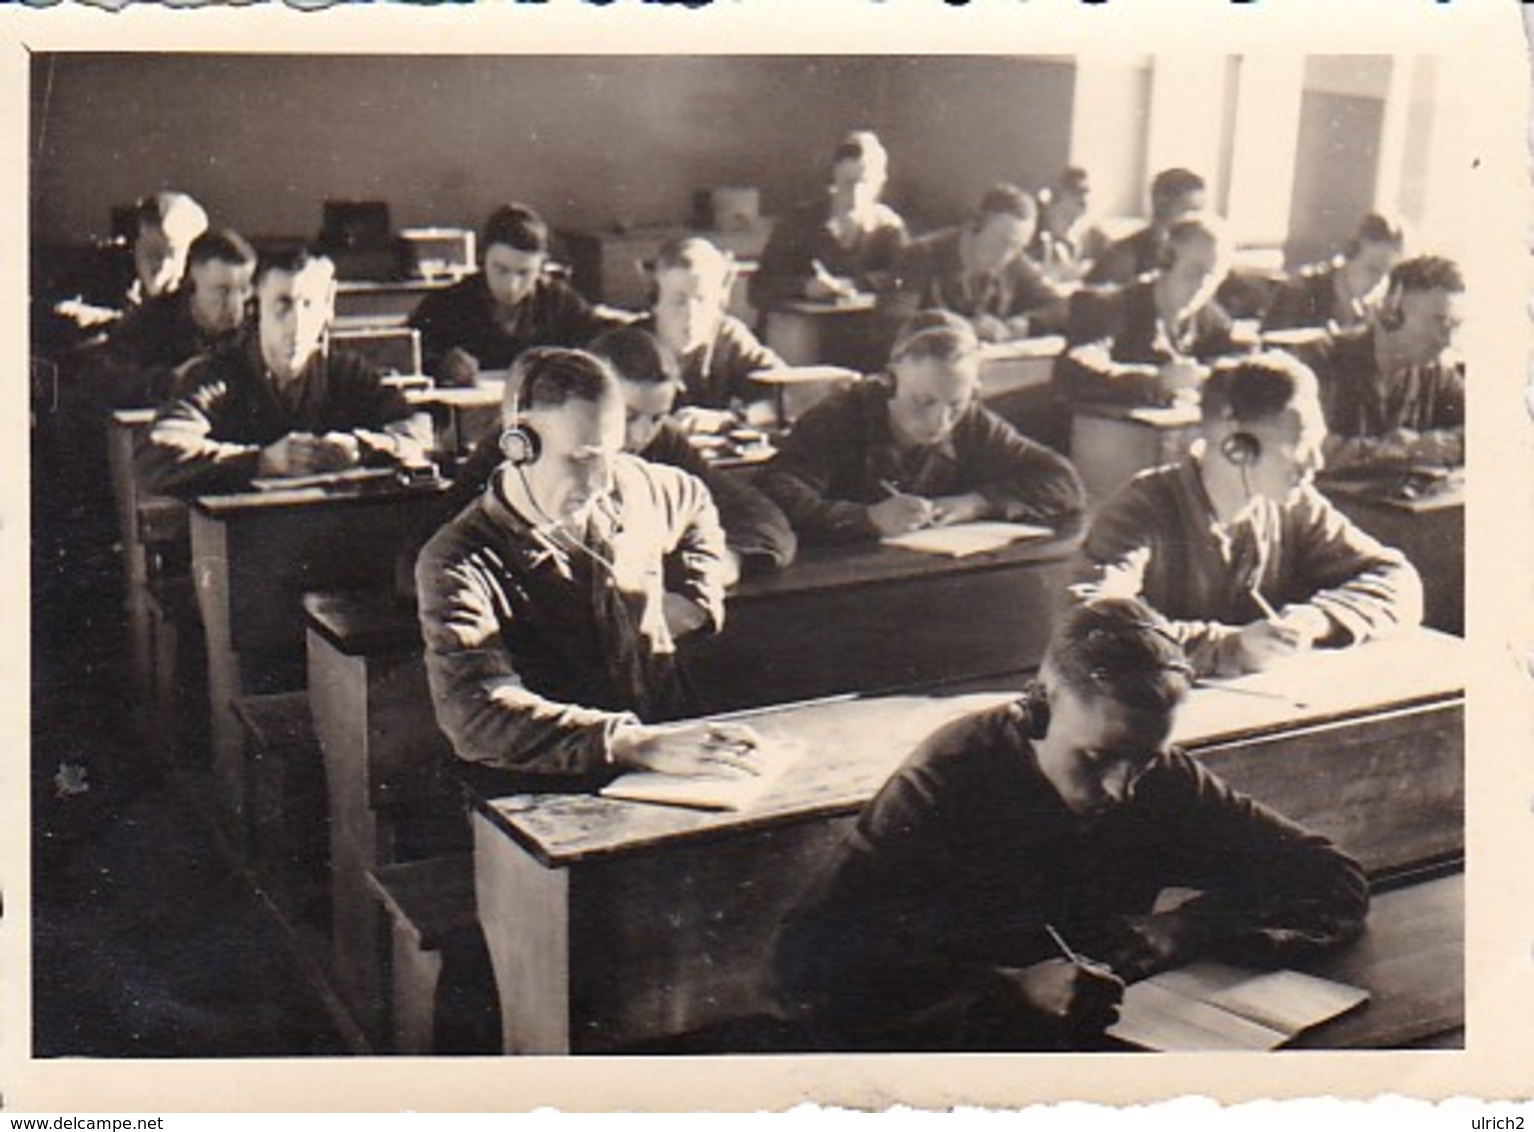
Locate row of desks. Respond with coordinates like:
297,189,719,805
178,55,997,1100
468,627,1464,1052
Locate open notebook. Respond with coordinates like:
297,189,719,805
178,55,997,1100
598,736,807,812
882,521,1054,558
1108,960,1369,1051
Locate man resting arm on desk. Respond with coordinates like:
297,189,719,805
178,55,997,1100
774,597,1368,1051
757,310,1085,544
416,347,759,779
1081,353,1423,678
135,247,430,497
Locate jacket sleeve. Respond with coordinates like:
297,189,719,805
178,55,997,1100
415,529,635,776
1055,291,1169,407
333,359,433,465
134,369,264,497
749,212,817,309
1081,483,1246,677
407,288,460,378
958,408,1086,526
1005,257,1070,333
1286,488,1424,645
1104,751,1370,965
650,465,731,632
755,399,881,544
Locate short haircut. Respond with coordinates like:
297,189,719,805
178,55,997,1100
975,182,1036,225
653,235,730,279
509,347,621,417
1200,352,1321,426
1048,597,1195,714
1388,254,1465,296
481,204,551,258
890,309,980,367
1150,168,1206,209
831,129,889,179
1347,211,1406,255
255,245,334,286
187,228,257,270
587,326,681,388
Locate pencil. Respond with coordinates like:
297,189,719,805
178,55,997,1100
1044,922,1081,964
1249,586,1281,623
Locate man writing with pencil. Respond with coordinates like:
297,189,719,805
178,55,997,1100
774,597,1368,1051
1079,353,1423,677
757,311,1085,544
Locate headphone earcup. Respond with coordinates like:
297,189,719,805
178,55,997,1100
1377,299,1404,331
1025,683,1051,740
1221,431,1261,467
499,425,542,467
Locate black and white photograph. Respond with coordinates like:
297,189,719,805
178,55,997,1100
9,2,1531,1112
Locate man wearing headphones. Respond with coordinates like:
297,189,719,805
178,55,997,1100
137,247,430,496
1081,353,1423,678
416,346,760,778
409,203,616,387
757,311,1085,544
890,183,1069,342
632,236,785,423
1292,254,1465,473
1056,213,1244,409
774,597,1368,1051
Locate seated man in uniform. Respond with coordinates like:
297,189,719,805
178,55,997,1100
410,203,614,386
416,346,759,778
775,596,1368,1051
632,236,785,424
1081,353,1423,678
88,227,257,409
1086,167,1207,287
758,312,1085,544
1029,166,1103,286
1056,214,1243,408
750,130,907,309
1291,254,1464,473
136,247,430,496
891,183,1070,341
1261,212,1405,334
423,326,796,581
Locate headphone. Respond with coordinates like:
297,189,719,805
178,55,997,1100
1220,428,1262,468
1025,680,1051,740
498,377,541,467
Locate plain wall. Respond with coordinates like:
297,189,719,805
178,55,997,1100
30,53,1076,247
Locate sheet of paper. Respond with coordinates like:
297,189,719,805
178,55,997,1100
1150,962,1370,1036
881,521,1054,558
1109,979,1290,1052
598,736,808,812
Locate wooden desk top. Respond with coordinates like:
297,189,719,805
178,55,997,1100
476,628,1462,868
1322,473,1466,515
303,518,1085,657
190,478,449,518
1294,869,1462,1049
772,295,878,316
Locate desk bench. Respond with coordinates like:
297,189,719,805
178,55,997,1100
304,522,1082,1040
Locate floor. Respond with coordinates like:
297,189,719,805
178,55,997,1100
29,419,353,1058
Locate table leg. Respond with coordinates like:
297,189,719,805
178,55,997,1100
473,811,572,1054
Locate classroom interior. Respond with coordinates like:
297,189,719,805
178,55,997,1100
28,52,1467,1057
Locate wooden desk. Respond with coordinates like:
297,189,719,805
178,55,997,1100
190,482,450,823
469,628,1462,1052
1293,870,1462,1050
333,278,455,327
303,523,1081,1028
978,337,1067,447
763,296,894,374
1070,401,1201,500
1323,476,1464,636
